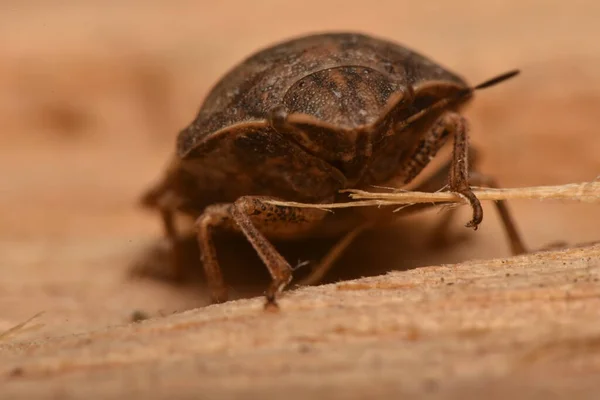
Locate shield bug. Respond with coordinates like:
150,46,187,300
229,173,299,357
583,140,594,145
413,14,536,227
138,32,526,308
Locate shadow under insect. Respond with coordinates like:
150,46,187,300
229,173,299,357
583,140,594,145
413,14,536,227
130,208,479,301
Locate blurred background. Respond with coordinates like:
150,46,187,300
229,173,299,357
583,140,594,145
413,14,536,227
1,0,599,338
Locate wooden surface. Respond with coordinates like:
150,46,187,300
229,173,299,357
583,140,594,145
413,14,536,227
1,1,600,399
3,246,600,399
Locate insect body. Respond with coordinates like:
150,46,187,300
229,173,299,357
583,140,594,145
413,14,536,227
140,32,526,307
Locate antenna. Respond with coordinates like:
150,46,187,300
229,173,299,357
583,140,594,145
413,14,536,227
397,69,521,129
473,69,520,90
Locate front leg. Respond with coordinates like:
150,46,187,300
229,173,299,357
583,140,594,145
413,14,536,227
195,196,328,307
415,150,527,255
445,112,483,229
401,112,483,230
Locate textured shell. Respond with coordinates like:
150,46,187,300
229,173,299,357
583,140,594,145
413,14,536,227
177,32,467,158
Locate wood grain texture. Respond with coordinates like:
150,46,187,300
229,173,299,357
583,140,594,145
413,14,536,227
3,245,600,399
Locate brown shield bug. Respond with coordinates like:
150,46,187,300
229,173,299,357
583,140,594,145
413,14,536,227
138,32,526,308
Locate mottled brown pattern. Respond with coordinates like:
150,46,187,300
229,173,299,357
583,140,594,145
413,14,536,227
140,32,523,305
171,32,470,203
171,123,347,212
177,32,466,159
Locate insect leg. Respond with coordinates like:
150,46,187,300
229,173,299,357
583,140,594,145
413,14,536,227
196,196,328,307
159,207,186,280
413,146,527,255
442,112,484,230
295,222,371,287
395,111,481,228
195,204,231,304
130,191,188,282
467,172,527,255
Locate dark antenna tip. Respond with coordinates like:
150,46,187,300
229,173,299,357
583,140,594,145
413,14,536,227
396,69,521,130
474,69,520,90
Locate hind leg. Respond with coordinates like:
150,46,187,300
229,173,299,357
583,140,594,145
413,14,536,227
295,222,372,287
